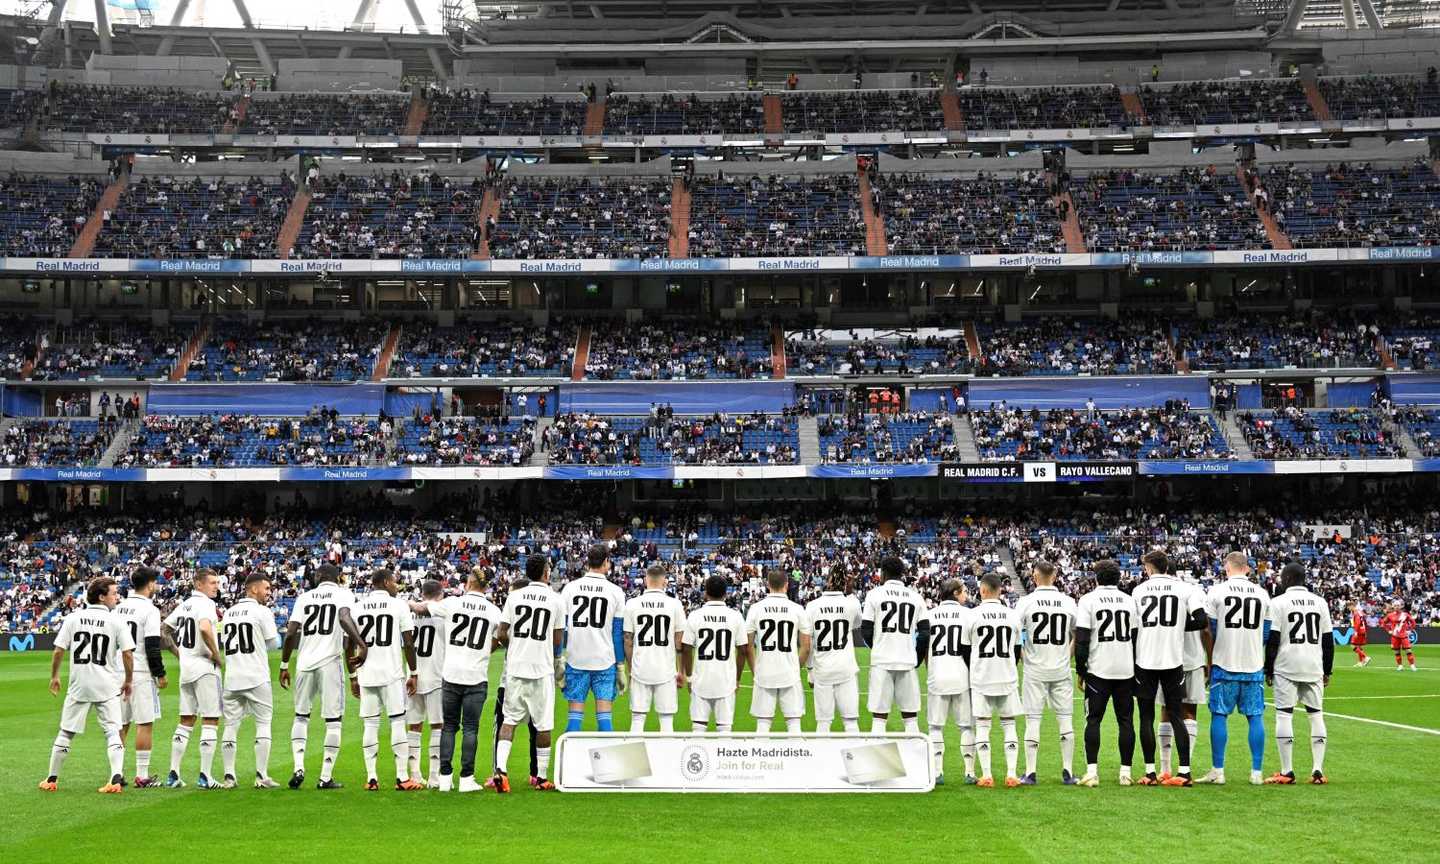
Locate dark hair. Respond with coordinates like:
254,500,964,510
704,575,728,600
86,577,116,605
131,567,159,592
1094,559,1122,586
316,563,341,584
420,579,443,600
979,572,1004,594
586,544,609,570
940,578,964,601
1031,561,1057,583
1141,549,1170,574
525,556,550,583
370,568,393,589
880,556,906,582
765,568,789,591
827,570,850,592
1279,562,1307,590
243,572,270,589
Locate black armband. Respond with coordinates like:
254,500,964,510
143,635,166,679
1264,629,1280,677
915,621,931,666
1074,627,1092,679
1185,609,1208,632
1321,632,1335,677
860,620,875,650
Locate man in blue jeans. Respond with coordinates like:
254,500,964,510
559,546,628,732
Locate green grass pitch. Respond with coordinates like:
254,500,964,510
3,646,1436,863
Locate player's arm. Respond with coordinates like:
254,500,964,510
402,628,419,695
1320,631,1335,686
797,629,812,667
120,646,134,699
144,633,167,682
915,619,931,665
673,620,687,686
48,646,64,696
338,606,368,667
1073,626,1091,680
1263,627,1280,684
199,617,223,671
278,619,301,689
160,620,181,658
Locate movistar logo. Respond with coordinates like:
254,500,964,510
7,634,35,652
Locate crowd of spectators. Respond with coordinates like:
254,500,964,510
688,174,864,257
970,401,1230,461
0,173,102,257
875,171,1065,255
118,409,392,468
1175,313,1382,370
187,320,385,382
543,410,799,465
0,419,115,467
297,171,482,259
42,84,236,134
27,319,186,381
1319,73,1440,121
605,94,765,135
956,85,1126,130
394,416,535,467
584,321,772,380
818,412,959,463
94,175,293,259
1256,160,1440,248
976,316,1176,376
240,93,408,137
783,90,944,133
423,90,587,136
785,328,973,376
395,321,575,378
1238,406,1406,460
1074,166,1269,252
1138,80,1311,126
489,177,671,260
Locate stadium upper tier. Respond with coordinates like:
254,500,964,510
10,74,1440,140
3,314,1438,382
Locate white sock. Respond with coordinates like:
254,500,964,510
390,718,409,780
842,718,859,733
976,719,993,778
255,736,272,779
1023,715,1041,775
785,718,802,733
1087,762,1098,777
406,730,421,779
1001,718,1019,778
291,716,308,773
363,716,381,781
221,727,239,778
1310,713,1327,773
1275,710,1294,775
1184,718,1197,750
428,729,441,780
536,746,551,779
136,748,151,779
198,726,218,779
1119,764,1132,780
903,717,920,734
496,739,513,775
961,726,976,777
320,721,341,782
1158,722,1173,775
929,726,945,776
631,712,647,732
105,729,125,779
48,730,72,778
659,714,674,733
1058,715,1075,774
170,724,193,774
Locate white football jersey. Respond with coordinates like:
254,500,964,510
745,594,810,689
431,592,501,686
1180,580,1208,670
1132,575,1205,671
114,595,162,681
1075,586,1137,680
1269,586,1333,682
1205,576,1272,675
291,582,356,672
502,582,565,680
55,604,135,702
682,602,748,700
354,592,416,687
862,580,929,670
963,600,1021,696
623,590,686,686
412,613,445,694
925,601,972,695
1015,586,1077,682
221,598,279,692
559,573,626,671
805,592,861,685
164,593,220,683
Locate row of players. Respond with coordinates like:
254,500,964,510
39,545,1337,793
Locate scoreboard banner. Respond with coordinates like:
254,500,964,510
939,461,1137,483
554,732,934,793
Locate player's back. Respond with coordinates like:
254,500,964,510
1076,585,1137,680
222,597,278,691
685,602,746,699
624,589,685,685
436,592,500,685
293,582,356,672
114,595,161,679
354,592,413,686
1015,586,1075,681
412,611,445,693
1132,575,1199,671
1180,580,1207,670
58,604,131,701
560,574,625,671
926,600,972,695
747,594,807,688
864,580,927,670
1205,576,1270,675
1270,586,1332,682
805,592,860,684
966,600,1021,695
503,582,563,679
166,593,219,680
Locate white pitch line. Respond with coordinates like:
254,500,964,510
1323,712,1440,736
1322,694,1440,700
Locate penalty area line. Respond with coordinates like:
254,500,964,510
1325,712,1440,736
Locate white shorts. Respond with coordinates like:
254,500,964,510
813,677,860,721
360,680,407,719
629,679,678,715
406,689,442,726
751,684,805,720
971,689,1022,720
1273,676,1324,712
179,672,223,719
223,682,275,728
867,669,921,714
293,659,347,721
1022,675,1074,717
1153,668,1207,705
502,675,556,732
927,691,973,728
690,693,736,727
122,678,162,726
61,695,122,736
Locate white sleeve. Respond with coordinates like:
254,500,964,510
398,602,415,635
1075,596,1092,629
745,604,759,635
113,615,136,654
796,605,812,636
622,599,638,634
54,615,73,650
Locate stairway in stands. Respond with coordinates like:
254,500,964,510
1120,90,1148,125
797,416,821,463
371,323,402,381
98,420,139,468
1236,165,1293,250
1048,171,1086,253
940,91,963,131
68,173,128,258
474,185,502,260
771,324,787,379
953,415,981,462
857,168,888,256
276,185,313,260
763,94,783,137
402,89,429,136
532,417,555,466
1302,79,1334,122
669,179,691,258
1219,412,1256,460
584,101,606,136
221,93,252,135
963,321,982,361
572,324,592,381
169,318,211,382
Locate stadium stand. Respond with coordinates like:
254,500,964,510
543,411,799,465
955,85,1126,130
26,319,185,381
0,173,102,256
119,411,391,468
93,175,294,259
1257,160,1440,248
488,176,671,260
969,403,1231,461
1138,79,1312,125
1238,407,1405,459
584,321,773,380
1318,74,1440,120
785,328,973,376
817,412,959,462
423,90,587,136
1073,166,1269,252
186,320,386,382
295,171,482,259
393,321,575,378
239,93,409,136
393,416,536,466
41,83,235,134
976,316,1176,376
0,418,116,467
875,171,1065,255
1175,313,1383,370
604,93,765,135
687,173,864,257
782,90,945,132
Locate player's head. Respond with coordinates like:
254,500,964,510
371,567,398,596
827,570,850,593
421,579,443,601
244,572,272,604
192,568,219,599
1094,559,1121,587
316,563,341,585
879,556,906,583
586,544,611,575
939,578,966,604
704,575,728,602
130,566,160,597
87,576,119,608
765,567,789,594
525,555,551,584
467,566,488,591
978,572,1004,600
645,564,668,590
1223,551,1251,577
1279,562,1307,591
1141,549,1169,576
1030,561,1058,587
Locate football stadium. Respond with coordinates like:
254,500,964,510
1,0,1439,860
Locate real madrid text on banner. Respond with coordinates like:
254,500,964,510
555,733,934,793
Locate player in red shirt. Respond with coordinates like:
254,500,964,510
1349,603,1371,667
1381,605,1418,671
